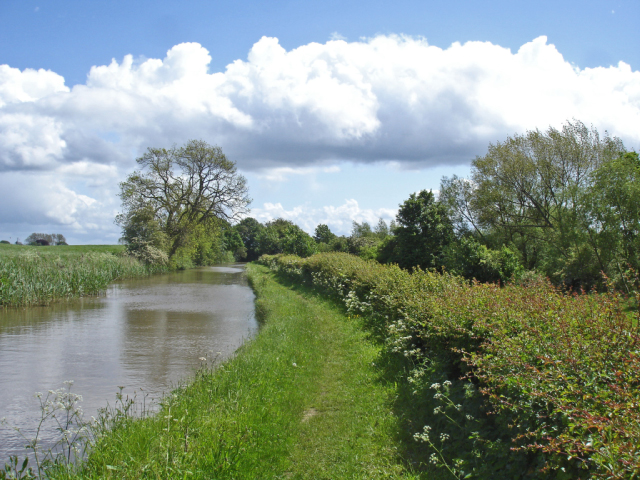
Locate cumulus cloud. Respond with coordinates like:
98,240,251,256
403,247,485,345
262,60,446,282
3,35,638,172
251,199,397,235
0,34,639,240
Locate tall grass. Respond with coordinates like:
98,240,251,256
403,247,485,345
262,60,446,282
0,245,164,307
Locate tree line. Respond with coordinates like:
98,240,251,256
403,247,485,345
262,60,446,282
118,121,638,290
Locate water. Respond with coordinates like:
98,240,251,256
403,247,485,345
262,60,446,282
0,265,258,462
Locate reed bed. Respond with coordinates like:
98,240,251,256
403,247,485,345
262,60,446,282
0,245,161,307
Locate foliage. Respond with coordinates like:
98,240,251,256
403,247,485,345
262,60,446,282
385,190,454,270
313,223,336,244
260,252,640,478
374,218,391,239
439,120,629,289
24,233,67,246
117,140,250,262
255,219,317,257
584,151,640,289
442,237,523,284
222,227,247,261
350,220,373,238
233,217,264,261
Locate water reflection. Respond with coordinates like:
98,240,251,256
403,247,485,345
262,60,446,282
0,265,257,462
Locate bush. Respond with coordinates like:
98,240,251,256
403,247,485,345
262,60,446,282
259,252,640,478
443,237,524,284
125,238,169,266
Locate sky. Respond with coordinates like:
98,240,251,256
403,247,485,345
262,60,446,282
0,0,639,244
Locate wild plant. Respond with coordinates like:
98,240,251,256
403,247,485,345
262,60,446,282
1,381,90,478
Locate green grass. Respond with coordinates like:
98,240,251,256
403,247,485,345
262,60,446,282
49,264,424,479
0,244,126,256
0,244,160,307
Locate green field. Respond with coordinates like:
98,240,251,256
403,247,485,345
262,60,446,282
0,243,126,256
0,244,160,307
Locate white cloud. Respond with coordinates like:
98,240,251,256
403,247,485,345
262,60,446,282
1,35,639,240
0,65,68,107
0,172,115,231
1,35,638,173
251,199,397,236
254,164,341,182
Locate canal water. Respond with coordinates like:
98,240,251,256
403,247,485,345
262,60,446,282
0,265,258,463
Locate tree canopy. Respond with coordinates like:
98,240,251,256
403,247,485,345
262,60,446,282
25,233,67,246
380,190,454,270
117,140,250,264
440,120,632,288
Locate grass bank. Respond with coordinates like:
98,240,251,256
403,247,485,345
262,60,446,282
45,263,423,479
0,244,165,307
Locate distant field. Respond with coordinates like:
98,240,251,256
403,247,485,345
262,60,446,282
0,244,153,307
0,243,126,256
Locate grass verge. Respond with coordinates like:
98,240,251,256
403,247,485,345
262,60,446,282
47,263,423,479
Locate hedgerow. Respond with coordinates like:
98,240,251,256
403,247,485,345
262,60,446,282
259,252,640,479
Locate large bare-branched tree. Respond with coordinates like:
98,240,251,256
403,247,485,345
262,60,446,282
117,140,251,258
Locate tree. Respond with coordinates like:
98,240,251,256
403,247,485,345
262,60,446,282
373,218,390,239
389,190,454,270
351,221,373,238
439,120,629,288
313,224,336,244
222,227,247,261
25,233,67,246
584,151,640,288
117,140,250,261
256,219,317,257
234,217,264,261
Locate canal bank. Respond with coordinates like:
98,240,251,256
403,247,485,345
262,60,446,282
0,265,257,464
42,264,421,479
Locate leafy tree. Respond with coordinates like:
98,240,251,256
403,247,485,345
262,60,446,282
117,140,250,261
440,120,628,288
256,219,317,257
25,233,67,246
584,151,640,288
439,175,481,238
313,224,336,244
443,237,523,284
281,225,317,257
223,227,247,261
350,221,373,238
234,217,264,261
373,218,390,239
389,190,454,270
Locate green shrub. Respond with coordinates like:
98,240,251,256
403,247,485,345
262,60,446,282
259,252,640,478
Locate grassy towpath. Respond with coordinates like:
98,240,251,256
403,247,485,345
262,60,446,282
272,274,415,479
63,264,423,479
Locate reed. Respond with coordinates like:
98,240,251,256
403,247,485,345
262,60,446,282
0,245,164,307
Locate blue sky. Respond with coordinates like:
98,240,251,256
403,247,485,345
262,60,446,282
0,0,639,243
